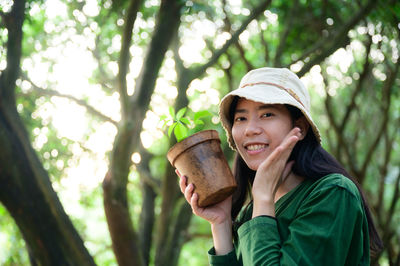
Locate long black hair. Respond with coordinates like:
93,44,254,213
228,97,383,256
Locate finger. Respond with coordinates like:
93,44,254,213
282,127,301,149
258,132,299,172
190,193,204,216
184,183,194,203
179,175,187,193
264,136,298,165
277,128,301,158
281,135,299,157
175,169,182,178
270,128,301,159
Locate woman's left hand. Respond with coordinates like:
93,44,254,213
251,127,301,218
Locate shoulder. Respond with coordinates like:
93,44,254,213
310,173,361,199
299,173,364,211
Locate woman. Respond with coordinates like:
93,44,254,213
177,67,382,265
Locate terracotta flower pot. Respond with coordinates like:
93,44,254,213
167,130,237,207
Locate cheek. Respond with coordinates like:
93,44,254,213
231,126,241,144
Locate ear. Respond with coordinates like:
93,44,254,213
294,116,310,140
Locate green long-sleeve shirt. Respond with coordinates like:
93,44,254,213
208,174,370,265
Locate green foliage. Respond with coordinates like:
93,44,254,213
160,107,212,142
22,6,47,57
0,204,29,265
16,90,74,182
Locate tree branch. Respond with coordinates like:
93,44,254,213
375,131,389,217
221,0,253,71
137,145,157,265
0,0,25,104
89,35,115,92
321,66,358,176
259,24,270,64
20,73,118,126
221,52,234,92
273,0,299,67
131,0,182,111
0,10,6,22
339,33,372,133
118,0,142,118
193,0,272,77
171,30,185,77
359,60,399,183
137,145,161,194
295,0,377,77
164,201,193,266
385,170,400,229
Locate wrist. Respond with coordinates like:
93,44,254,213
211,219,232,235
252,198,275,218
211,220,233,255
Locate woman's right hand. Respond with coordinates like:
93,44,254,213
177,169,232,225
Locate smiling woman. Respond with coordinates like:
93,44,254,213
177,67,383,265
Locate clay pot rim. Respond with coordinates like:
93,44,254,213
167,129,220,166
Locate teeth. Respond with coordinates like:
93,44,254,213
246,144,266,151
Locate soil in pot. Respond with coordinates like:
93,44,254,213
167,130,237,207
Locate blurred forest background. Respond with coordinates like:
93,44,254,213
0,0,399,265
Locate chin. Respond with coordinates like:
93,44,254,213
246,161,261,171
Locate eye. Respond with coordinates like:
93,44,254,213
261,112,273,118
234,116,246,122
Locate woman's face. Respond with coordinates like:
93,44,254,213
231,98,293,171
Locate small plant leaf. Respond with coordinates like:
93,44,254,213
176,107,187,120
168,123,176,137
180,117,191,126
169,106,176,118
174,122,188,142
194,110,212,121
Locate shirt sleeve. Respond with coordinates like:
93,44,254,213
236,184,367,265
208,247,242,266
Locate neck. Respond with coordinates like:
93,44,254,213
274,172,304,203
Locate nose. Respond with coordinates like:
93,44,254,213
244,117,262,136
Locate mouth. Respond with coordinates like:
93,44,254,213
244,143,268,152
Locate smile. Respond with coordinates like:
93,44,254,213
245,144,268,151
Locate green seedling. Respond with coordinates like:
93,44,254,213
160,107,212,142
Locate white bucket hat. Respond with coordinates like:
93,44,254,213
219,67,321,150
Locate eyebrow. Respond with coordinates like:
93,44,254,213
234,104,277,114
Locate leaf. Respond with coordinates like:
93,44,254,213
169,106,176,118
168,123,176,137
174,123,188,142
176,107,187,120
159,114,168,121
194,110,212,121
180,117,191,126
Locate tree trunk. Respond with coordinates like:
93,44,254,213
0,107,96,265
103,0,183,265
0,1,95,264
